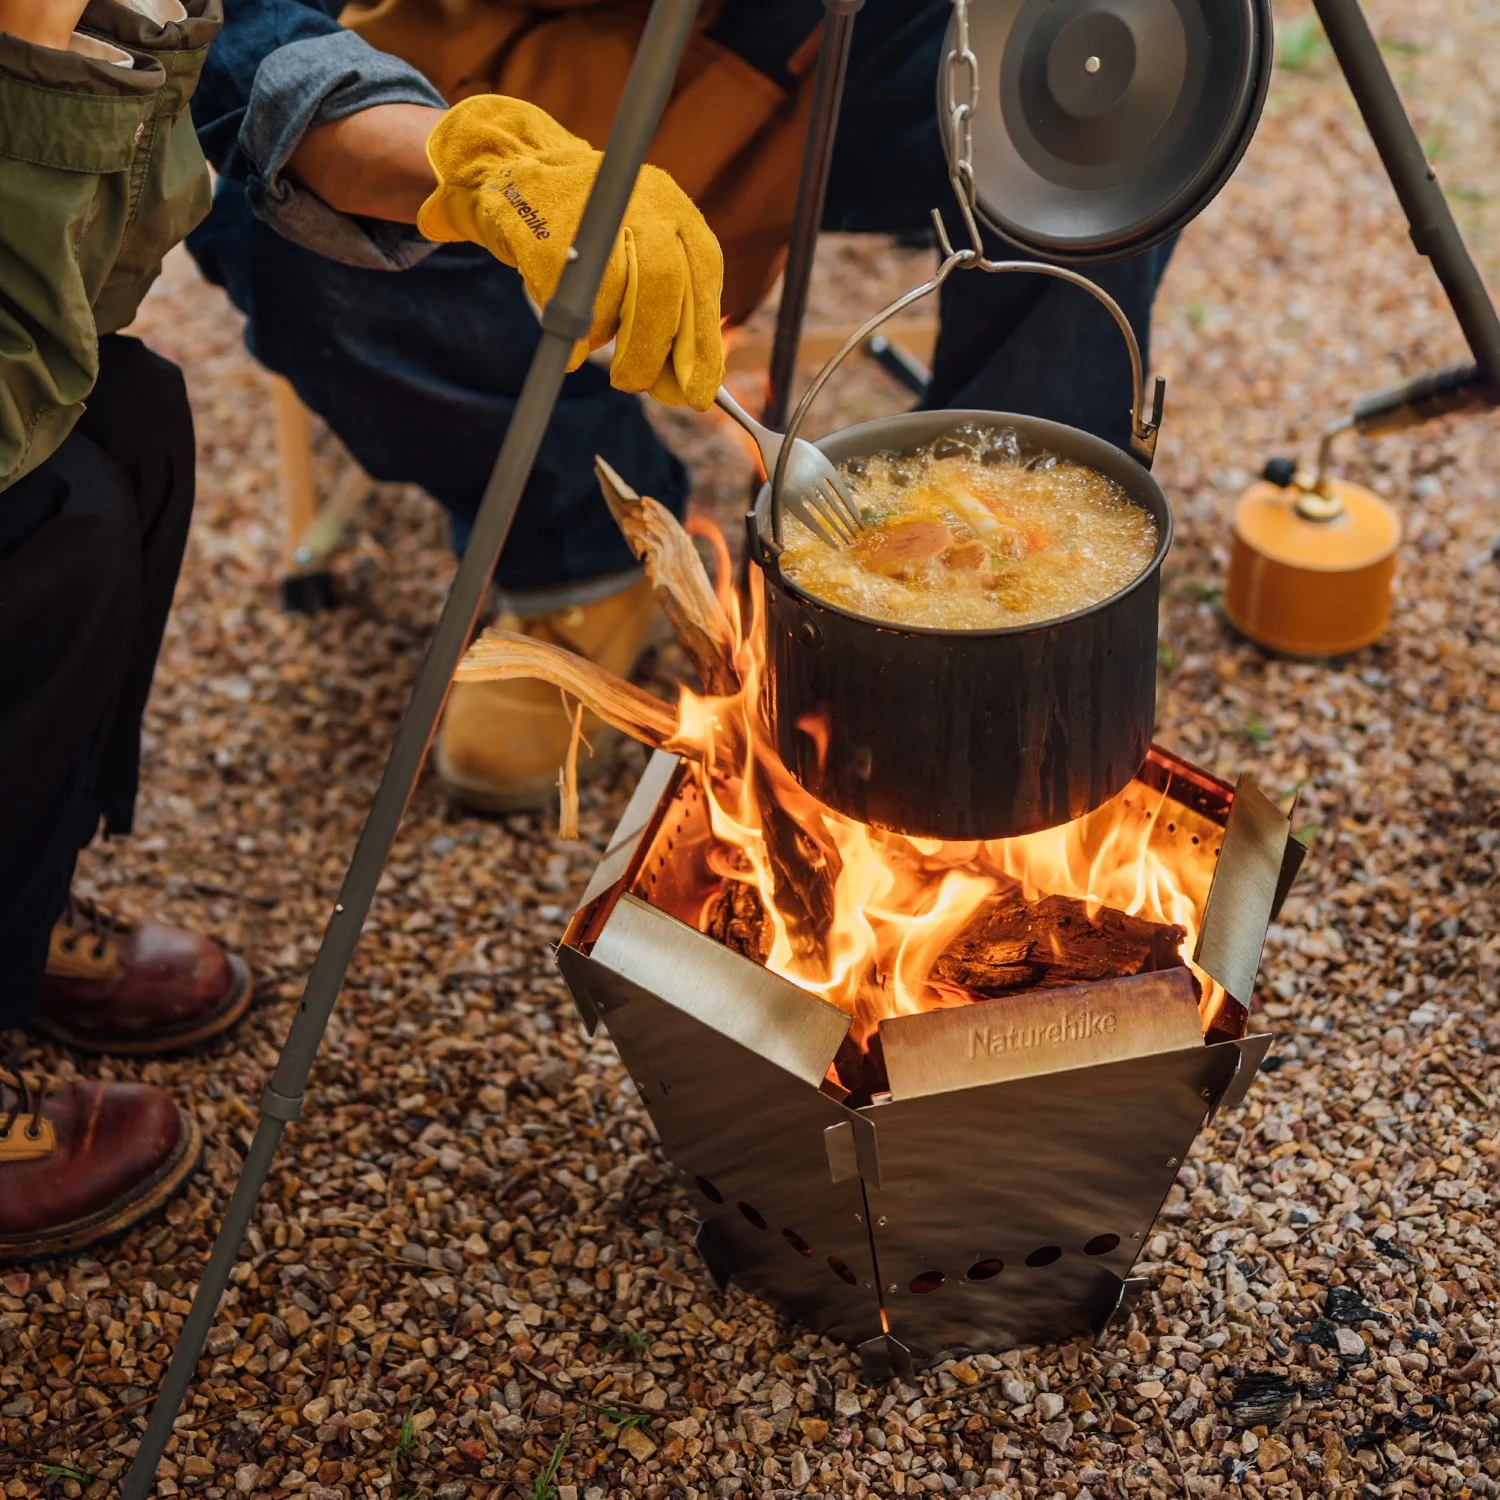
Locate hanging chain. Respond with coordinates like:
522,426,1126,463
943,0,980,232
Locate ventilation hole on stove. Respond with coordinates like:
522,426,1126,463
739,1201,767,1230
1084,1233,1120,1256
1025,1245,1062,1267
783,1229,812,1257
695,1176,723,1204
828,1256,858,1285
908,1271,945,1295
966,1258,1004,1281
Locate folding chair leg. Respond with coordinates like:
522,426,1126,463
266,373,336,612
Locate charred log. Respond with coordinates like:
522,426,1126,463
831,1027,890,1108
755,775,839,967
931,881,1186,997
700,794,839,972
703,878,772,964
593,455,840,956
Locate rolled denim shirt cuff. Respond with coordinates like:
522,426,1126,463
240,29,445,271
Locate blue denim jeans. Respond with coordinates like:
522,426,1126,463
187,0,1172,602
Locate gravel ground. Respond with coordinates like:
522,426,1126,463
4,3,1499,1497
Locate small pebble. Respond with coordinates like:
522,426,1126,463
1335,1326,1368,1357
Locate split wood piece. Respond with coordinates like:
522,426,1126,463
699,763,840,969
694,770,839,969
453,630,839,966
455,631,679,751
455,629,839,963
460,467,837,956
557,697,587,841
693,768,846,966
931,880,1187,997
593,455,836,961
594,456,739,696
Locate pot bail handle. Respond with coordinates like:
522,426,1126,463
769,236,1167,547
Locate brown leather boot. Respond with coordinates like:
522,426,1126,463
434,575,666,812
31,893,254,1056
0,1071,201,1261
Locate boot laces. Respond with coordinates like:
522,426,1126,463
58,891,130,963
0,1070,49,1143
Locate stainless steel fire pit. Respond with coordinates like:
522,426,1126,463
556,747,1300,1378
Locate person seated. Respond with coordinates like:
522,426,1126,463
0,0,720,1259
187,0,1174,813
0,0,250,1262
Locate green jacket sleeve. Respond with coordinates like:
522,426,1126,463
0,1,219,493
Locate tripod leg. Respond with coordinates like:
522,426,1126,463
1312,0,1500,383
118,3,704,1494
762,0,865,431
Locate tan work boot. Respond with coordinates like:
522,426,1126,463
435,574,664,812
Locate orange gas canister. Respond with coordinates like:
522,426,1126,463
1225,476,1401,656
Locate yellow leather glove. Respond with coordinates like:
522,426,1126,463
417,95,724,411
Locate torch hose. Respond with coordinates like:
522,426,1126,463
1351,360,1499,436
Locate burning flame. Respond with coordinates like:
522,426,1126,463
674,530,1223,1044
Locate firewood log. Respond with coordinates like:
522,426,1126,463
454,623,839,963
699,815,838,970
594,456,739,696
597,461,841,963
930,880,1186,996
831,1027,890,1105
702,878,771,963
754,764,840,966
457,471,838,964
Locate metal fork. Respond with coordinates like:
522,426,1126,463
714,386,865,547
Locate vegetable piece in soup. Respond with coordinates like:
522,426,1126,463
778,424,1158,629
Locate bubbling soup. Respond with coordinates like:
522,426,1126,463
779,424,1159,630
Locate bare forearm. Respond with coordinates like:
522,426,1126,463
0,0,88,49
288,103,446,224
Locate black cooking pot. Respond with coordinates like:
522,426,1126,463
750,409,1172,841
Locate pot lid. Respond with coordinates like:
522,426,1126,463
943,0,1273,262
1233,479,1402,572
